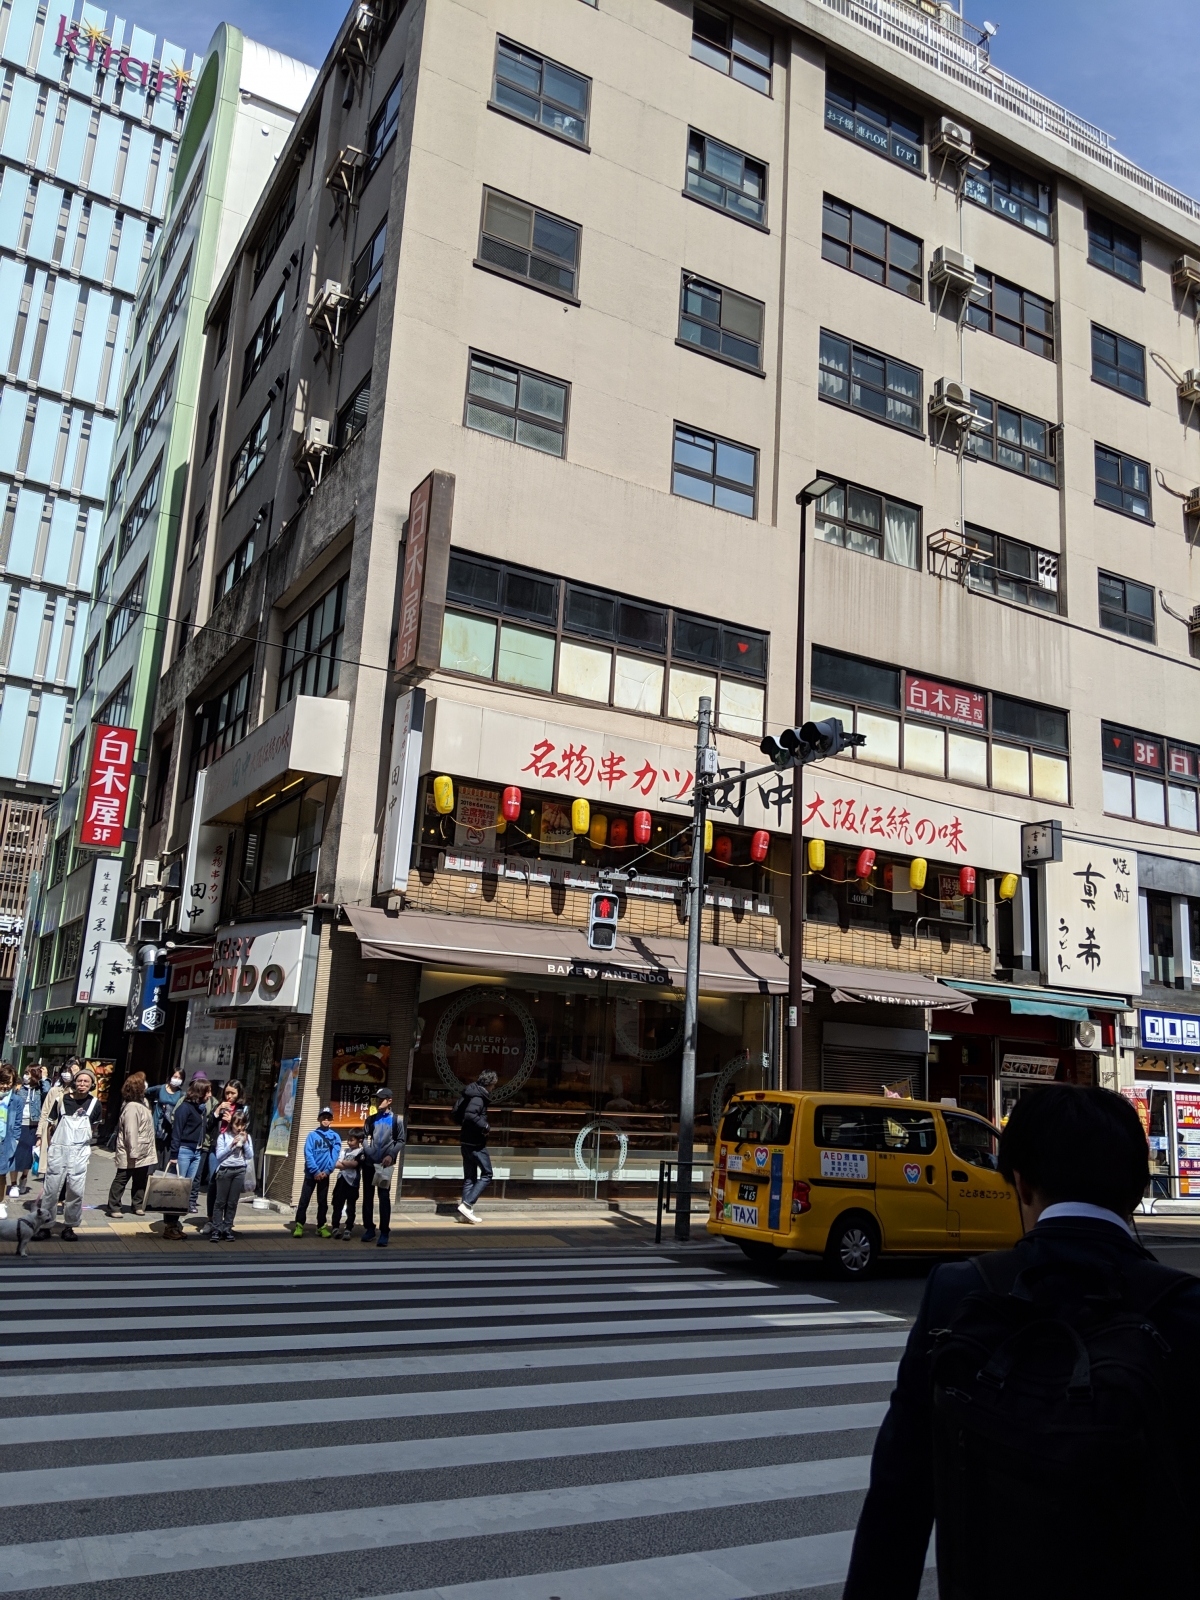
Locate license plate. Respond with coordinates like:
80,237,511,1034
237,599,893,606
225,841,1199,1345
737,1182,758,1201
724,1202,758,1227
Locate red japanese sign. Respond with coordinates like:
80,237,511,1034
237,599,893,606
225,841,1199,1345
802,792,968,855
1133,738,1161,769
80,725,135,847
522,738,694,801
905,676,985,729
1169,747,1196,778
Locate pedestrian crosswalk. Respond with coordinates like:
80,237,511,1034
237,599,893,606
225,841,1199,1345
0,1247,934,1598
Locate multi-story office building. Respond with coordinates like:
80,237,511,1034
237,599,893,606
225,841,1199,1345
132,0,1200,1204
9,23,315,1064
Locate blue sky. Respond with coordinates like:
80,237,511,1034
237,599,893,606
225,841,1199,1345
140,0,1199,199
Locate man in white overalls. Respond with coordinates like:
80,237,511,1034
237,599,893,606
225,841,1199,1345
34,1066,102,1241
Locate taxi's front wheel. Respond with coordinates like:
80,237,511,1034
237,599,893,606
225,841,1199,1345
824,1214,880,1280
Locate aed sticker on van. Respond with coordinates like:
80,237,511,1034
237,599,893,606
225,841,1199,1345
903,1163,922,1185
724,1202,758,1227
754,1146,769,1167
820,1150,869,1181
727,1154,743,1172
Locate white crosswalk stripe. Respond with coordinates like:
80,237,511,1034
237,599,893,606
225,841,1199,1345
0,1247,924,1598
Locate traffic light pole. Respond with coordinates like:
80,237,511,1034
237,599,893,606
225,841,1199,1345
675,693,712,1242
789,494,810,1092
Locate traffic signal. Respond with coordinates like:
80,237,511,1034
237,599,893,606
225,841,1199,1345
760,718,865,768
587,890,620,951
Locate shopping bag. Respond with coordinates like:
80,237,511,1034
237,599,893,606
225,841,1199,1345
145,1165,193,1211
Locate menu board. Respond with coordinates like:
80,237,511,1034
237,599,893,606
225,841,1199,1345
1175,1091,1200,1196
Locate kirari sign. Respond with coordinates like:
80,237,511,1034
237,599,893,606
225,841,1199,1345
55,17,193,102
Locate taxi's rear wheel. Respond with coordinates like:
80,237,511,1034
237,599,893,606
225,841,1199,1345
824,1213,880,1280
736,1239,786,1264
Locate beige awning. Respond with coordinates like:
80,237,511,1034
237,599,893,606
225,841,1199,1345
802,960,973,1012
343,905,804,997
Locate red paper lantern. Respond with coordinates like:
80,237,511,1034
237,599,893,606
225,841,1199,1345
712,835,733,864
609,818,629,849
959,866,976,897
882,863,894,892
749,829,769,863
856,848,876,881
501,786,522,822
633,810,652,845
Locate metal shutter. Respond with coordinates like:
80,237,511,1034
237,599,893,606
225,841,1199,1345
820,1046,925,1099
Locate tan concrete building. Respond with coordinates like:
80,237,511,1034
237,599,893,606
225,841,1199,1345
128,0,1200,1206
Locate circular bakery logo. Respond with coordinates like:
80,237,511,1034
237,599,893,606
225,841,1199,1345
432,987,538,1100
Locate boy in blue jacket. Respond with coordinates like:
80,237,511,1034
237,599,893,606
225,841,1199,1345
293,1107,341,1237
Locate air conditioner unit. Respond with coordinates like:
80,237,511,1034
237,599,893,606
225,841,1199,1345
931,114,974,160
1179,369,1200,403
308,280,348,325
1074,1020,1101,1052
929,377,975,425
930,245,977,293
1184,487,1200,518
1188,604,1200,641
138,859,161,890
1172,255,1200,290
304,416,333,451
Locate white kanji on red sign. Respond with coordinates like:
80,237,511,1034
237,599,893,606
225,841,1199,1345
79,724,136,847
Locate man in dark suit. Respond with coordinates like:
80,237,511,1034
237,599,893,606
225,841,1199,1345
843,1085,1200,1600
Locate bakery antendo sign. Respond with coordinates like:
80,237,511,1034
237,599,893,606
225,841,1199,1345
425,698,1021,871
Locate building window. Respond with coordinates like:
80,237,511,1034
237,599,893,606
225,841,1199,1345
1103,722,1200,832
690,2,772,94
963,157,1051,237
1098,571,1154,642
80,640,97,690
34,930,55,986
810,647,1070,803
226,404,272,508
366,71,403,178
241,287,286,395
492,39,589,143
439,551,768,735
819,331,922,434
119,459,162,556
95,545,115,598
252,177,297,290
204,405,219,459
1091,325,1146,400
672,424,757,518
104,566,145,658
966,272,1054,358
464,354,568,457
242,779,327,893
336,375,371,451
1095,444,1150,519
121,374,139,428
132,353,175,463
477,189,580,299
824,71,922,172
278,576,348,709
159,163,205,279
348,220,386,321
187,667,252,795
50,829,71,887
147,253,190,368
678,275,764,371
968,395,1056,484
56,919,85,981
965,526,1059,614
107,452,126,515
685,129,766,226
149,742,170,825
190,502,207,563
96,676,132,728
821,197,922,301
215,532,257,600
1088,210,1141,286
814,479,919,570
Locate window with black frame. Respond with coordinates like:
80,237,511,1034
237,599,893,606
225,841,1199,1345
132,354,175,463
1098,571,1154,641
119,461,161,556
277,576,347,708
147,255,189,366
819,331,922,433
252,178,296,290
814,479,919,570
824,71,922,171
104,566,145,658
241,779,327,895
349,220,386,321
968,394,1057,484
366,72,403,178
966,272,1054,358
464,354,568,456
226,406,271,506
438,551,768,735
96,676,131,728
672,424,757,518
187,668,251,795
965,524,1059,614
477,189,580,297
1091,325,1146,400
678,274,764,370
1095,444,1150,519
685,129,766,225
690,2,772,94
821,197,922,300
1102,721,1200,832
337,376,371,451
242,287,286,394
492,39,589,142
1088,210,1141,285
963,156,1051,236
809,646,1070,802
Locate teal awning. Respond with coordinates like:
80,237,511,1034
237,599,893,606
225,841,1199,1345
1008,998,1090,1021
939,980,1127,1018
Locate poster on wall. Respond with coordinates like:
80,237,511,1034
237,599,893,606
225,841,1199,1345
332,1036,390,1083
265,1056,301,1156
86,1059,115,1104
1176,1091,1200,1196
1120,1085,1150,1142
454,786,498,851
539,799,574,859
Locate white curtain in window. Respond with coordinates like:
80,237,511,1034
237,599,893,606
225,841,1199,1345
884,501,918,568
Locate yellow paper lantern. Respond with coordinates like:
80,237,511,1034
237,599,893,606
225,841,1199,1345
908,856,928,891
571,797,590,836
432,775,454,814
495,812,507,835
703,819,713,853
589,814,608,849
998,872,1019,901
807,838,825,872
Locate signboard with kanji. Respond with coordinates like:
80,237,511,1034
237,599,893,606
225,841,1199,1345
904,676,986,729
394,470,454,679
80,725,135,847
1041,838,1142,996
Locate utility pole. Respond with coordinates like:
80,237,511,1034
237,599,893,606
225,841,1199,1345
675,693,714,1242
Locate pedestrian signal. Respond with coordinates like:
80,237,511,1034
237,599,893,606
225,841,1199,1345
588,891,620,951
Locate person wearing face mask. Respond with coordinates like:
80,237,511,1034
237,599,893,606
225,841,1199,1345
7,1066,43,1196
36,1064,76,1178
33,1065,102,1240
151,1070,186,1171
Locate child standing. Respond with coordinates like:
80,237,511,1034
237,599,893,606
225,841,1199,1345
293,1107,341,1237
210,1112,253,1242
330,1127,364,1239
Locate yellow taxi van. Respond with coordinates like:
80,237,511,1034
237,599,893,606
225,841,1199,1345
707,1090,1021,1277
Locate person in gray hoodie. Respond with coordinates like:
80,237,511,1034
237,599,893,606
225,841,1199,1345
360,1089,404,1248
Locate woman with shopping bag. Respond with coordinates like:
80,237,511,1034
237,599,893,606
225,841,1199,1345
105,1074,157,1217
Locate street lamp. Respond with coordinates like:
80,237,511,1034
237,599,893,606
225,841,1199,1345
790,474,838,1090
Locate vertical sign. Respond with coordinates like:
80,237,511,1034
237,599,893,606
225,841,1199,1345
181,769,228,934
1041,837,1142,995
377,687,425,894
1175,1092,1200,1196
76,856,123,1003
394,470,454,678
80,725,136,847
87,942,134,1007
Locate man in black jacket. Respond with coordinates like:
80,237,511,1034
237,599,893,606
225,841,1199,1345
456,1069,497,1224
843,1085,1200,1600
